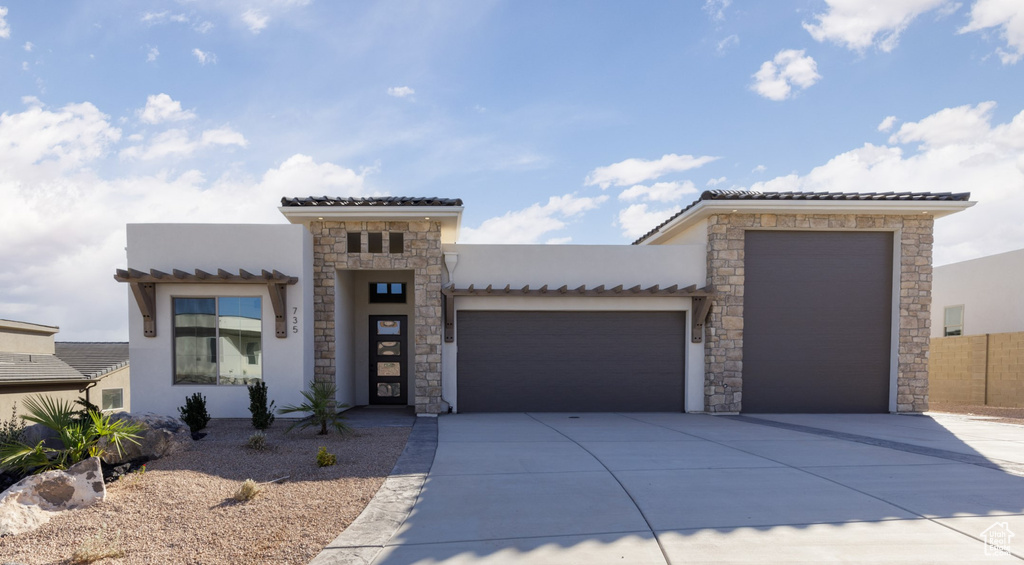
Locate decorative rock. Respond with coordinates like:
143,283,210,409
0,457,105,536
100,412,192,465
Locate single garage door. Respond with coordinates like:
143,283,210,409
457,311,685,412
743,231,893,413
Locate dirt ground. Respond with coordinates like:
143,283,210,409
0,419,411,565
928,402,1024,425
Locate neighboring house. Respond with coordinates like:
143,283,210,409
0,320,115,418
117,190,974,418
54,342,131,413
929,248,1024,408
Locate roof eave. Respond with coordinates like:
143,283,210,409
638,199,976,246
279,205,464,243
0,377,98,386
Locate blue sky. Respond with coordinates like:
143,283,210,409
1,0,1023,339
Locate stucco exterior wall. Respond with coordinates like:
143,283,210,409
704,213,934,413
125,224,313,419
97,365,131,413
0,384,89,421
0,331,55,355
931,248,1024,338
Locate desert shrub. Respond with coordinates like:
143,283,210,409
0,402,25,448
233,478,262,502
178,393,211,434
279,381,351,436
70,526,125,564
316,446,336,467
0,395,143,474
246,431,268,451
247,381,276,430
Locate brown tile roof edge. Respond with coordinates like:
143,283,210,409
631,190,972,245
281,196,463,207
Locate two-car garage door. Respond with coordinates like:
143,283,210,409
456,311,685,412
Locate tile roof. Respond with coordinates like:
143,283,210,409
281,196,463,207
632,190,972,245
54,342,129,379
0,352,91,385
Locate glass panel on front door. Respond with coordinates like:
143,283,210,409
369,315,408,405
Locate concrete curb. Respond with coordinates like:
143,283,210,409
309,416,438,565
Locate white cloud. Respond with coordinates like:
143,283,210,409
459,194,608,244
138,94,195,124
21,61,28,71
141,11,189,25
0,6,9,39
878,115,898,132
194,21,215,34
0,98,372,340
703,0,732,21
616,204,681,240
0,101,121,175
242,9,270,33
387,86,415,98
751,49,821,101
23,41,32,51
146,47,159,62
717,34,739,54
749,101,1024,264
959,0,1024,64
618,180,698,202
201,127,248,147
888,101,996,148
707,176,728,186
752,164,767,173
121,126,247,161
192,48,217,65
585,153,719,189
803,0,950,52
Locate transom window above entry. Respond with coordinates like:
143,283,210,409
369,282,406,303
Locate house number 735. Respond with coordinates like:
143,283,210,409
292,307,299,333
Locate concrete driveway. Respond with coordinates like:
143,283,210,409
317,412,1024,564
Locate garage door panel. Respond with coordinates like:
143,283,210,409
743,231,893,413
457,311,685,413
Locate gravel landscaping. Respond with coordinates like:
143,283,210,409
0,418,411,565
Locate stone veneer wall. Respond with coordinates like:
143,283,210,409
704,213,934,413
308,220,444,414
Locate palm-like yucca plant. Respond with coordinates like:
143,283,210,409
0,395,144,474
278,381,351,436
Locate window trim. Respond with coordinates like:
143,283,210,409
172,295,264,385
943,304,964,337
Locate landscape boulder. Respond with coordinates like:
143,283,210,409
0,457,105,536
100,412,192,465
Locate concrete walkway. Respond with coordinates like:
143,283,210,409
317,412,1024,564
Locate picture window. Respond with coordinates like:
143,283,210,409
173,296,263,385
101,388,123,411
943,305,964,337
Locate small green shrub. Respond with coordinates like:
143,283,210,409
0,402,25,448
0,395,143,474
279,381,351,436
247,381,276,430
316,446,336,467
70,526,125,564
178,393,211,434
246,431,267,451
233,478,262,502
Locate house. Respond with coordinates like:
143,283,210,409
0,319,129,417
116,190,974,418
928,248,1024,408
54,342,131,412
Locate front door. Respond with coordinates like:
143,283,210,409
369,315,408,405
